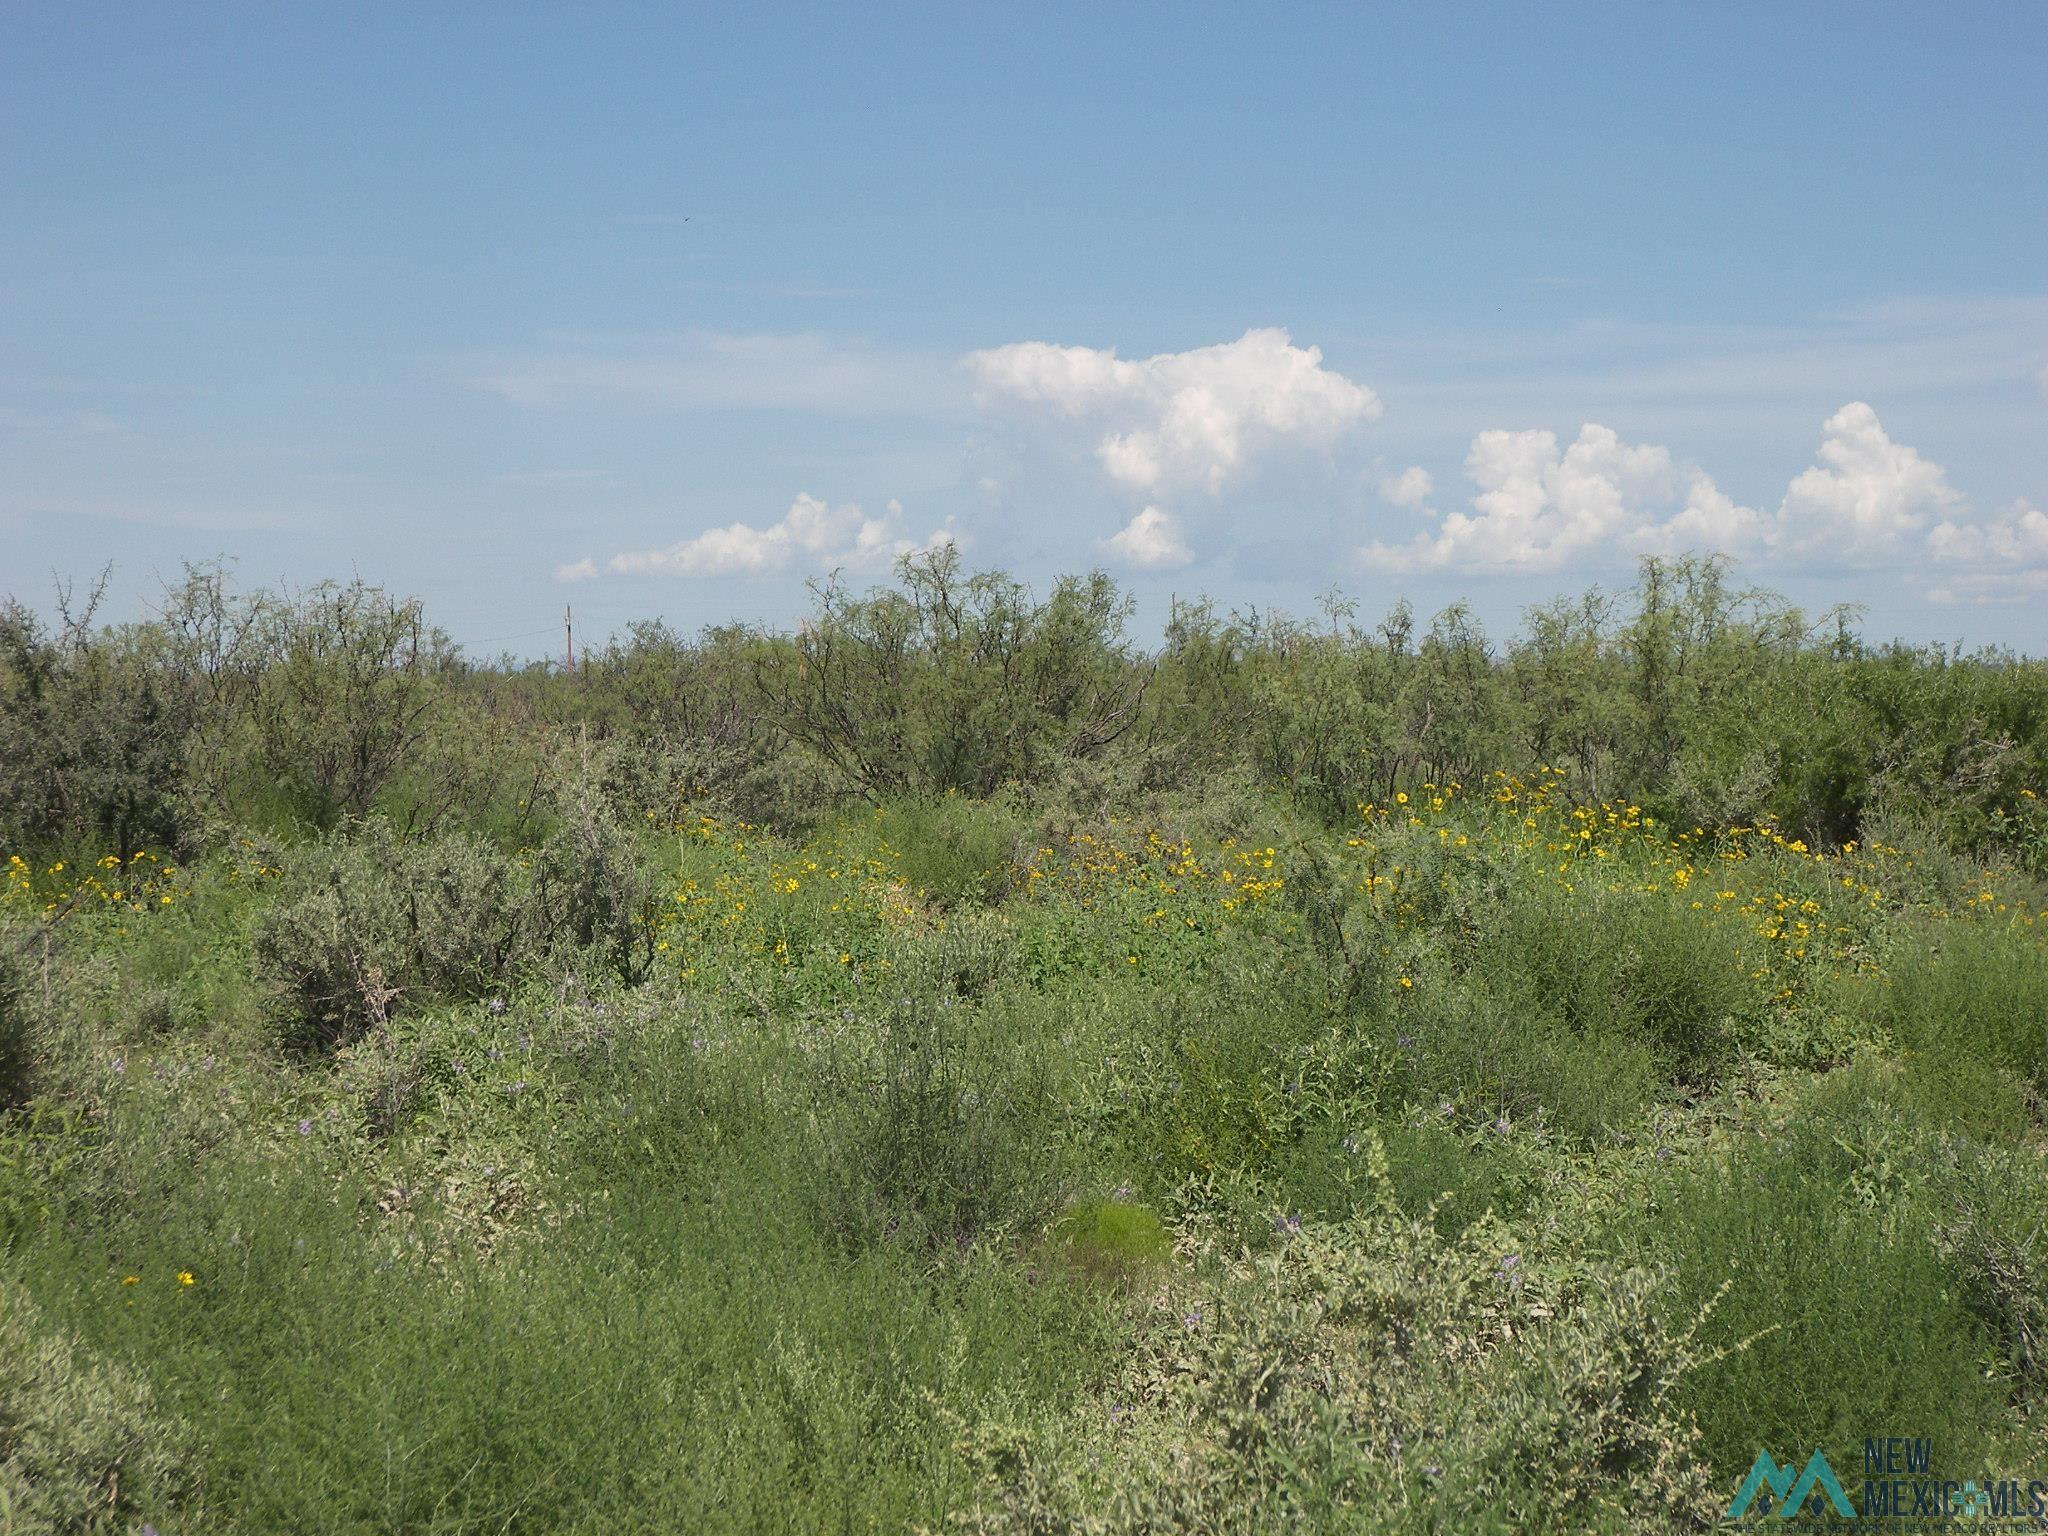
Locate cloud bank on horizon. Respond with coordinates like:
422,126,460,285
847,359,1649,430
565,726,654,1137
561,492,954,582
551,326,2044,608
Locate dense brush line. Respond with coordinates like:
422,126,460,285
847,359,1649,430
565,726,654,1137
5,550,2045,867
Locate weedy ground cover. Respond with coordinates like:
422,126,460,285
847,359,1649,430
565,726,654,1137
4,558,2048,1531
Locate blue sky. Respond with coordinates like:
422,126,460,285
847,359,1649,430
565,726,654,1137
5,3,2046,653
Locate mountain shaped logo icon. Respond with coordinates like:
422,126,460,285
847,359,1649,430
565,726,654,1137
1725,1449,1857,1521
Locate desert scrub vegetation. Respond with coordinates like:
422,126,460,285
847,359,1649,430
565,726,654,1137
2,549,2046,1531
0,1276,199,1532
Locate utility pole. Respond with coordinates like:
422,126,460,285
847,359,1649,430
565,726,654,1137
564,604,574,674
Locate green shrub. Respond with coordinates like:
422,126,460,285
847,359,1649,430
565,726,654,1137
1633,1078,2012,1478
1373,1115,1543,1232
0,1277,196,1532
1883,917,2048,1093
250,819,534,1050
0,597,192,857
232,580,459,834
1388,974,1663,1145
812,992,1061,1250
881,793,1030,908
968,1212,1721,1534
568,618,828,832
1479,885,1762,1081
1109,961,1341,1185
1858,806,2018,912
755,549,1146,800
1931,1141,2048,1401
0,923,31,1106
531,789,660,987
1668,744,1783,833
1045,1199,1171,1288
888,908,1020,1002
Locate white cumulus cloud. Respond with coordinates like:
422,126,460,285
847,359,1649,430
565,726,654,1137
1361,424,1757,573
1772,401,1961,563
607,493,953,578
554,557,598,583
1640,471,1768,556
967,327,1381,496
1928,498,2048,567
1099,506,1193,570
1378,465,1434,510
1357,402,2003,575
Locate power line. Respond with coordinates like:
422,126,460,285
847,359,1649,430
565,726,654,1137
465,624,560,647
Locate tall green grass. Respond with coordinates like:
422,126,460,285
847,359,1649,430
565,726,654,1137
5,777,2047,1531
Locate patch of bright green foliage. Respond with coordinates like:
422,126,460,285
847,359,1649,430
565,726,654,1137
1048,1198,1172,1288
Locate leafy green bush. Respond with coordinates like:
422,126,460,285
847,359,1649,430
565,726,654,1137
233,581,460,834
888,908,1020,1003
0,923,31,1106
811,992,1061,1249
1932,1140,2048,1402
0,596,193,857
755,548,1146,799
1634,1078,2012,1478
248,770,667,1056
564,619,823,830
1668,744,1783,833
1480,885,1762,1081
1882,916,2048,1093
880,793,1030,908
1108,959,1346,1186
1372,1115,1544,1232
251,819,534,1050
968,1211,1721,1535
1388,975,1662,1145
530,746,662,986
0,1277,196,1532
